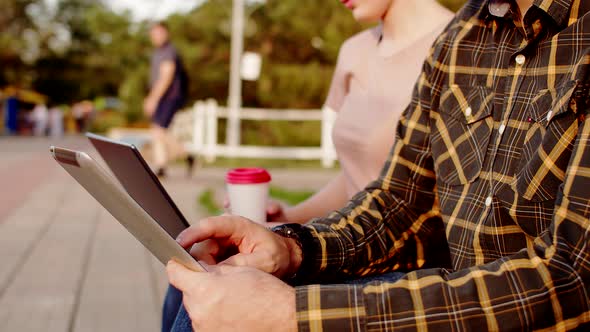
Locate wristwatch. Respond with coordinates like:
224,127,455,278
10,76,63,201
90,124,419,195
271,224,303,247
271,223,315,283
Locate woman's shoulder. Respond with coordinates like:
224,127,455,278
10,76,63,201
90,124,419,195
338,27,380,59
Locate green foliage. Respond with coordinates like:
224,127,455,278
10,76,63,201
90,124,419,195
198,189,223,216
257,62,333,109
438,0,468,12
196,186,314,217
119,66,149,124
89,110,126,133
269,186,314,206
2,0,468,135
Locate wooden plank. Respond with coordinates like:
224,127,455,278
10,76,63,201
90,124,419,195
0,154,59,223
72,210,160,332
148,253,169,311
0,181,101,332
0,178,67,296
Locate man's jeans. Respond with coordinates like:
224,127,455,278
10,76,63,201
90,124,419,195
161,272,407,332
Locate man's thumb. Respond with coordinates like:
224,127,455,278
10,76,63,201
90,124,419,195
166,260,196,292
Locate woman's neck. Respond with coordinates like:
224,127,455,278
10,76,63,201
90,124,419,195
381,0,452,43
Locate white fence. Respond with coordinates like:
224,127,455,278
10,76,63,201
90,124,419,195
171,100,337,168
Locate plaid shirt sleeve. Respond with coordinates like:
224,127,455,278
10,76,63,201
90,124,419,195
293,6,590,330
296,112,590,332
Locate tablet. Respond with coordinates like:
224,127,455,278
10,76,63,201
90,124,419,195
50,146,205,272
86,133,189,239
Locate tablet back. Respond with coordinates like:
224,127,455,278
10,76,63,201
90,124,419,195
86,133,189,239
50,146,204,272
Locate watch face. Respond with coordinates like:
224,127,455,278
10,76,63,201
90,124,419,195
272,225,296,239
272,225,289,235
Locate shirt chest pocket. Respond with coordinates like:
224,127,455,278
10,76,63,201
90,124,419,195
514,80,579,202
431,85,495,186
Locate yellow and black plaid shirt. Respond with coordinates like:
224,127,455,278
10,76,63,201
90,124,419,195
294,0,590,330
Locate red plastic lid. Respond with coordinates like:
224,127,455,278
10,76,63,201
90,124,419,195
226,168,271,184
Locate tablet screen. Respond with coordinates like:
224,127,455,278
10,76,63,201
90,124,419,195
87,133,190,239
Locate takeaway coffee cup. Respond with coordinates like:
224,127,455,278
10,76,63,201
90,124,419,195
225,168,271,223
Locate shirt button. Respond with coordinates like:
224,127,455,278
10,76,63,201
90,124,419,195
465,107,473,117
515,54,526,65
485,196,493,207
547,110,553,121
499,123,506,135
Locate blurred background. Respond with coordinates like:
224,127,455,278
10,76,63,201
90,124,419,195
1,0,466,145
0,0,467,331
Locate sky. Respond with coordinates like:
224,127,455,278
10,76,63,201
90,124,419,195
44,0,204,21
105,0,203,21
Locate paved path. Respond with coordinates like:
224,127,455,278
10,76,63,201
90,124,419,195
0,136,336,332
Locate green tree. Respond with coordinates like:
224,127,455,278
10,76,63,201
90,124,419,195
1,0,468,138
0,0,38,87
438,0,468,12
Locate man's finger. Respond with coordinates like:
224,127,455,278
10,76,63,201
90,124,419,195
176,215,249,248
220,252,276,274
211,263,244,275
166,260,201,293
190,240,219,264
219,253,251,267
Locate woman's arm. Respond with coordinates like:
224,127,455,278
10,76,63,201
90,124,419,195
281,171,349,224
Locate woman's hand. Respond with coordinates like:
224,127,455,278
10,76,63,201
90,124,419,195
266,199,289,222
167,261,297,332
224,195,290,223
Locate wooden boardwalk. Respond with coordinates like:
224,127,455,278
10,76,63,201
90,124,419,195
0,136,335,331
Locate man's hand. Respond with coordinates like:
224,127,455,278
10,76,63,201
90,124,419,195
143,96,158,117
167,261,297,332
177,215,302,278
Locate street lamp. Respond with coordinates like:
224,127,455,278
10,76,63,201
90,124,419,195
227,0,244,148
227,0,265,148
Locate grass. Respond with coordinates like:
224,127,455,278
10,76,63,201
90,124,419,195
198,189,223,215
197,186,315,215
269,186,314,206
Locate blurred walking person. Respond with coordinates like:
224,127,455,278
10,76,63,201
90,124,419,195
48,105,64,138
144,21,193,178
4,87,19,135
31,103,48,136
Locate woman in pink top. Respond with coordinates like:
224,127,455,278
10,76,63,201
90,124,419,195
268,0,454,223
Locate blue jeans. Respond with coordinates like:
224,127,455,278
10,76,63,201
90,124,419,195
161,272,406,332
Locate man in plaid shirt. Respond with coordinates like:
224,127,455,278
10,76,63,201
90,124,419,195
164,0,590,331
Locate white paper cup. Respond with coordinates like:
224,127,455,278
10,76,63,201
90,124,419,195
226,168,271,224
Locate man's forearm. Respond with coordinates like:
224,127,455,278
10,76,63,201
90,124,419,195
148,61,175,102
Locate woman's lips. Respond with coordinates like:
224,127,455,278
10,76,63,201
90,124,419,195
340,0,355,9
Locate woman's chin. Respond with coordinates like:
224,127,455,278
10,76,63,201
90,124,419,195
351,8,382,24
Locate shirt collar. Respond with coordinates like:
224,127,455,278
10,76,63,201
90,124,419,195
485,0,574,28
